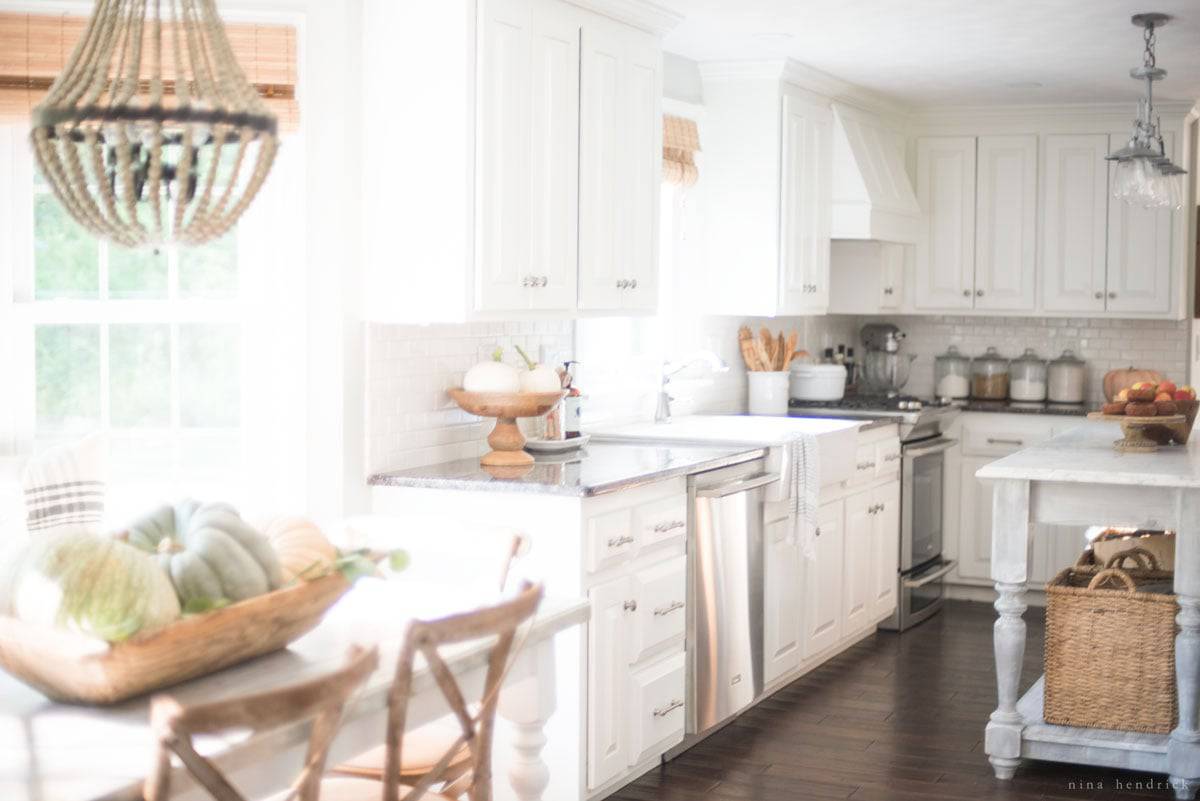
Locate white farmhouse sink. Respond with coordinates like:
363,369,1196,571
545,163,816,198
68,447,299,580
592,415,863,489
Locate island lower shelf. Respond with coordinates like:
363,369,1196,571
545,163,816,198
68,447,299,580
1018,676,1170,773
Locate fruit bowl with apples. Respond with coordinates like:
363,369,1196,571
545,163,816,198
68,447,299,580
1090,378,1198,451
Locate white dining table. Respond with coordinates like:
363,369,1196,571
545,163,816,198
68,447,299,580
0,577,590,801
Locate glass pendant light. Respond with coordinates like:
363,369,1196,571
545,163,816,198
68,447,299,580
1106,13,1187,209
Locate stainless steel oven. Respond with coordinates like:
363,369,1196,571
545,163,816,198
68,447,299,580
881,434,957,631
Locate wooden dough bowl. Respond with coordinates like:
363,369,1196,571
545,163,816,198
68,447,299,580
1087,411,1189,453
0,572,350,705
449,389,566,467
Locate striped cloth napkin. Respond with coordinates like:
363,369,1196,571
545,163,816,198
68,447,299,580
23,433,109,536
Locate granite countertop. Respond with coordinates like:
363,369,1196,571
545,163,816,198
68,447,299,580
958,399,1096,417
977,423,1200,488
368,441,767,497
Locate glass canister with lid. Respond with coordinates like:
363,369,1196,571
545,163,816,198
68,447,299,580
934,345,971,400
1047,349,1087,404
971,347,1010,400
1010,348,1048,402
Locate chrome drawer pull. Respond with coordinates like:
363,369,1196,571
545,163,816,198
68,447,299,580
986,438,1024,447
884,453,900,462
653,520,685,533
623,599,638,612
653,699,684,718
653,600,685,617
607,535,635,548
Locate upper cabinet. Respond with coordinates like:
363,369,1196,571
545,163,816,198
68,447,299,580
1040,134,1109,314
914,137,976,310
914,135,1037,313
578,16,662,312
698,65,832,316
1105,132,1175,316
362,0,675,323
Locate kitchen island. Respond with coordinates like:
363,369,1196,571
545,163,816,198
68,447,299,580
979,422,1200,798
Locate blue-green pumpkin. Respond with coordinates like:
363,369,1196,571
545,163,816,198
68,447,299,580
123,500,283,606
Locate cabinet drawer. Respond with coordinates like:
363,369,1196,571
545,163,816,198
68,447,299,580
634,494,688,550
875,439,901,479
627,651,686,766
962,422,1053,457
851,443,877,485
586,507,636,572
630,555,687,662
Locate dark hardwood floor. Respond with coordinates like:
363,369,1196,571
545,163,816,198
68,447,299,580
606,600,1174,801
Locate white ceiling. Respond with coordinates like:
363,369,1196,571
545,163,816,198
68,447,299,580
660,0,1200,107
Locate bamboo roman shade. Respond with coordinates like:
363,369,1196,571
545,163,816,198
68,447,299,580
663,114,700,186
0,12,299,131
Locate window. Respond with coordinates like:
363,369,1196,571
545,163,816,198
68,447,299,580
1,125,308,525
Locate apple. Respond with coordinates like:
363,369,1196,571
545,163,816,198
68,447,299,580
1181,386,1198,400
1116,388,1131,402
1158,380,1178,395
1156,392,1174,402
1132,381,1157,390
1174,390,1191,401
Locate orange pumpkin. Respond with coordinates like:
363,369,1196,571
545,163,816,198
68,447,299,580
1103,367,1165,402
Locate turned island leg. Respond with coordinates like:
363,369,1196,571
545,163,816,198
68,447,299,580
1170,491,1200,799
985,479,1031,781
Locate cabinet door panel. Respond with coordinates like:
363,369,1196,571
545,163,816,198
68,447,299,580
1041,134,1108,313
1106,132,1174,315
779,96,832,313
871,481,900,619
587,575,632,789
957,455,995,582
975,135,1037,311
526,3,579,309
842,490,872,636
627,651,686,766
621,36,661,311
630,555,686,663
878,242,904,310
578,23,625,311
804,500,844,658
476,0,532,311
763,516,802,684
915,137,975,310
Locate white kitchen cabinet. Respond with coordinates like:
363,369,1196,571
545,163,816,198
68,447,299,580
974,135,1038,311
628,555,686,663
804,499,844,658
578,15,661,312
914,137,976,310
626,651,686,766
780,94,833,312
1106,132,1175,316
828,240,906,314
1040,134,1110,313
870,481,901,619
763,514,803,684
956,454,995,583
587,573,633,789
841,489,873,634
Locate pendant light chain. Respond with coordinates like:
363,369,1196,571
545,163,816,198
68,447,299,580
30,0,280,248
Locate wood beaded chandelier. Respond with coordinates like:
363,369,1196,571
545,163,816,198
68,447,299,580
30,0,279,248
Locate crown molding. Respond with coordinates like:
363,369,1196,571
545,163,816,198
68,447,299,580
698,58,910,120
565,0,682,35
911,100,1197,121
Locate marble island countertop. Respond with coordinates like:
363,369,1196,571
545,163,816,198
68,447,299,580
976,421,1200,488
369,441,767,497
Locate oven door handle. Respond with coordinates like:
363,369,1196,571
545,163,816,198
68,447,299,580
903,560,957,589
696,473,780,498
902,437,958,460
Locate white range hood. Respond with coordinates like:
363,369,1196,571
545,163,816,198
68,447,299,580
830,103,920,244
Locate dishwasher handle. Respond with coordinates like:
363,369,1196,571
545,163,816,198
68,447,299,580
696,473,780,498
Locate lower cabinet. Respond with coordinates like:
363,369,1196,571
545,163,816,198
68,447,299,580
842,490,873,634
763,513,803,684
586,553,686,790
870,481,901,619
803,499,845,658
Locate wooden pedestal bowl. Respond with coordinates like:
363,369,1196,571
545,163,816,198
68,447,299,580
1087,411,1188,453
449,389,566,467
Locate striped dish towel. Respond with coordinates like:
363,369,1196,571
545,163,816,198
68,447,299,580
789,433,820,560
23,433,109,536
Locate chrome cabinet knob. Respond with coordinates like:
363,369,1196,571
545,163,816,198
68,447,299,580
883,287,894,296
815,526,821,537
536,275,548,287
962,289,971,297
629,279,638,289
1108,291,1117,299
615,279,627,289
623,599,638,612
1094,291,1104,300
976,289,984,297
521,276,532,288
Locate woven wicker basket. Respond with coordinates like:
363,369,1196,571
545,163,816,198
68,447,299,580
1044,547,1178,734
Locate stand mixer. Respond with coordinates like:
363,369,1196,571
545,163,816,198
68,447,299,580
859,323,917,396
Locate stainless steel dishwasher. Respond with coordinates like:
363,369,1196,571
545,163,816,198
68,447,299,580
686,458,778,740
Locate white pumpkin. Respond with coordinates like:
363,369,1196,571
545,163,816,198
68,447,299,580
263,516,338,582
463,347,520,393
514,345,562,393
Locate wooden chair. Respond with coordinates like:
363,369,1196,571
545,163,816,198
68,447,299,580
333,536,529,795
143,645,379,801
336,581,544,801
